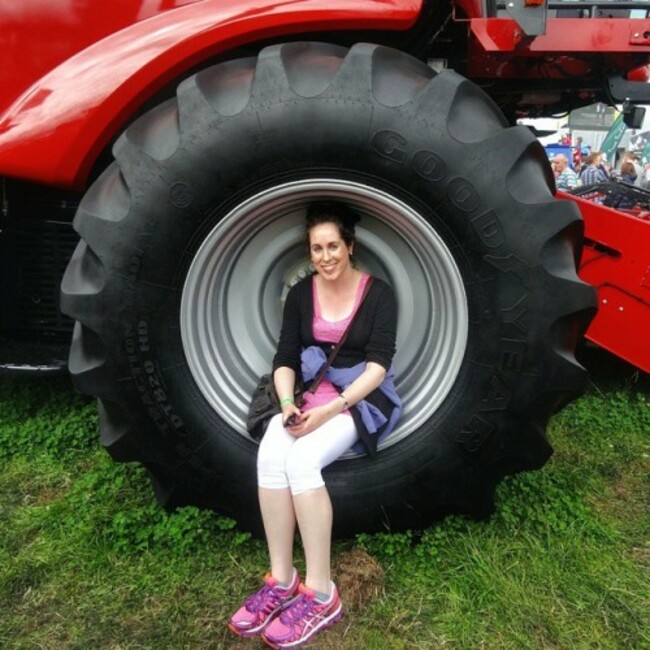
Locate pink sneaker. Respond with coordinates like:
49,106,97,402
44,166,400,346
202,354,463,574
261,583,344,649
228,570,300,637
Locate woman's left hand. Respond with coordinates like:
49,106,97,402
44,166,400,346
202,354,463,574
285,403,338,437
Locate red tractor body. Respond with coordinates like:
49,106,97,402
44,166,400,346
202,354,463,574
0,0,647,533
2,0,647,371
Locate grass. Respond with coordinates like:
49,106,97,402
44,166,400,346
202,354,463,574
0,351,648,649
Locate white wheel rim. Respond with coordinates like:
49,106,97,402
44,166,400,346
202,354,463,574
181,179,468,453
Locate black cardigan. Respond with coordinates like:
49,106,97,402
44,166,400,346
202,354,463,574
272,274,398,457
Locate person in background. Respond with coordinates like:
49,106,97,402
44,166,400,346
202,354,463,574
620,160,637,185
605,161,638,210
642,163,650,190
580,151,609,186
573,136,583,167
552,154,578,190
621,151,643,187
599,155,612,178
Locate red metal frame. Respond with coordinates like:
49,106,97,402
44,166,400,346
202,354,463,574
0,0,421,189
469,17,650,53
466,18,650,80
561,191,650,373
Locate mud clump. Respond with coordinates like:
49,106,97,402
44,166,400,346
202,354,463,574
334,548,385,611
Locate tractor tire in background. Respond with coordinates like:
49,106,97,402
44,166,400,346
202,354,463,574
60,42,596,537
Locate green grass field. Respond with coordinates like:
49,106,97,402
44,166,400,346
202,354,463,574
1,351,648,649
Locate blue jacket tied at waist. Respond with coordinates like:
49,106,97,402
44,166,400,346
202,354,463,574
301,346,402,446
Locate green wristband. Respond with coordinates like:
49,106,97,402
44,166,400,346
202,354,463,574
279,397,294,407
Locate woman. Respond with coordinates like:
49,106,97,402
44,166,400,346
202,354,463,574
229,202,401,648
605,161,638,210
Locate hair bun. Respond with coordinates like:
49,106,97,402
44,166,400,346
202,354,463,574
342,207,361,227
306,201,361,228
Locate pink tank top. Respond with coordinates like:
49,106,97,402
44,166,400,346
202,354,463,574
302,273,371,412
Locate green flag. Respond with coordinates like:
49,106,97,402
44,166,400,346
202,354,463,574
600,113,626,165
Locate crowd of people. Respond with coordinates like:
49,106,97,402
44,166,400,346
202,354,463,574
550,144,650,210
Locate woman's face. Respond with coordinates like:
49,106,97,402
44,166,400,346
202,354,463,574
308,222,354,282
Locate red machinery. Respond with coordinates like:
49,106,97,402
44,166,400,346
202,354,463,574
565,192,650,372
1,0,648,534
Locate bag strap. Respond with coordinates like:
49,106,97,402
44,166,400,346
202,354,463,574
307,275,374,394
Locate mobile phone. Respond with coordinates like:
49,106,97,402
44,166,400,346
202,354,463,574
283,413,298,427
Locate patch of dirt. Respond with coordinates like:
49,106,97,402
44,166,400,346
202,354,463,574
334,547,385,612
630,546,650,568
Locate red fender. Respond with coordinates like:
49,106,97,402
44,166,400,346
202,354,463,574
0,0,421,189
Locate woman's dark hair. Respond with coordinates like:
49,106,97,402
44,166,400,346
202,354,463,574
305,201,361,250
621,161,636,178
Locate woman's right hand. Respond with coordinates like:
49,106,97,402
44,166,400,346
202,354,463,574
281,404,302,429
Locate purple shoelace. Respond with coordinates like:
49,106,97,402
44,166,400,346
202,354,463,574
245,584,282,613
278,593,316,625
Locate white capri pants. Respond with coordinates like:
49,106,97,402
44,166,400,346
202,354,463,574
257,413,358,495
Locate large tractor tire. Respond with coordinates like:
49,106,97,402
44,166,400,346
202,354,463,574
61,42,595,537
